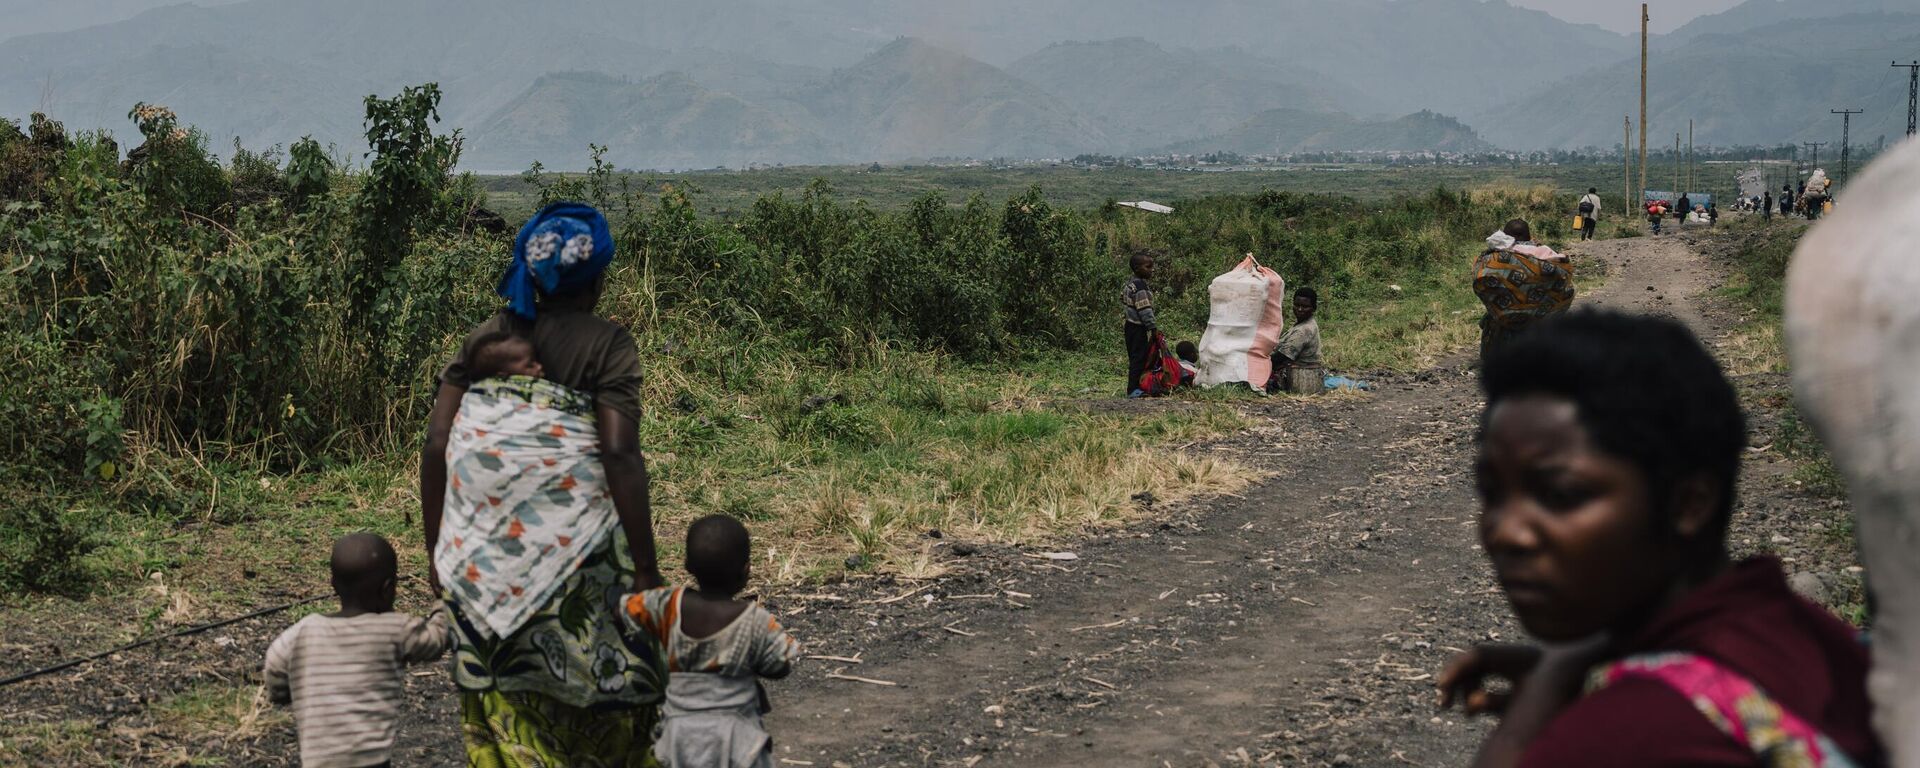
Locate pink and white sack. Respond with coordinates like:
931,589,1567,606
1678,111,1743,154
1196,255,1287,389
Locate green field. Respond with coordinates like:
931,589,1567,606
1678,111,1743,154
479,161,1671,221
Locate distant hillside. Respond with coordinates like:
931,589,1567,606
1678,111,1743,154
1478,12,1920,150
1007,38,1343,151
802,39,1109,161
468,72,835,171
1163,109,1493,155
0,0,1650,167
1662,0,1913,43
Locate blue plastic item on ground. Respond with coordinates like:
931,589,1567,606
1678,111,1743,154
1324,376,1371,391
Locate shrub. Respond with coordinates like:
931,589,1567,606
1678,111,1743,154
0,489,99,595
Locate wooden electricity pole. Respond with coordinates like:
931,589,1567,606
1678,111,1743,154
1638,4,1649,204
1687,119,1694,195
1675,133,1682,201
1624,116,1633,215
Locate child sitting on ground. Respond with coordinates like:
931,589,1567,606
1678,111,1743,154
462,330,545,381
1175,340,1199,386
264,533,453,768
1270,287,1324,395
624,515,800,768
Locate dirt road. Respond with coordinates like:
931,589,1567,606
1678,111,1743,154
4,226,1860,766
752,229,1833,767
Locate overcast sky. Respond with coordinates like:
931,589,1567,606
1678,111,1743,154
1506,0,1747,34
2,0,1745,41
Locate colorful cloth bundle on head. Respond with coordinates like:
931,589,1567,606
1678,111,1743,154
497,202,616,320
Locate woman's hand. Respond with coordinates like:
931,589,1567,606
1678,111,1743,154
1443,635,1614,768
1438,643,1544,716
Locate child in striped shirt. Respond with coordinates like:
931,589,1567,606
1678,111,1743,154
263,533,452,768
1122,250,1159,398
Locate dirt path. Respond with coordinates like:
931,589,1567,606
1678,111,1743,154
753,231,1742,767
7,226,1858,767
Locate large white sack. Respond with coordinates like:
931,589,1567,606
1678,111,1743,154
1196,255,1286,388
1785,136,1920,767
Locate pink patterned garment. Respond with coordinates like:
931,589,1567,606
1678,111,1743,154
1586,652,1863,767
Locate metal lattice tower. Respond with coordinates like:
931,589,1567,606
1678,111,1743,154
1898,61,1920,137
1833,110,1863,185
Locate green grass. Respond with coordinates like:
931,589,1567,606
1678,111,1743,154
481,162,1656,221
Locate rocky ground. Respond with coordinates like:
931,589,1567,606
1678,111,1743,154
0,226,1866,766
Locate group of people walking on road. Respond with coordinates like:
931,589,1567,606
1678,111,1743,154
257,172,1891,766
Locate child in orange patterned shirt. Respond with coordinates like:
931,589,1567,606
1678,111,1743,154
623,515,799,768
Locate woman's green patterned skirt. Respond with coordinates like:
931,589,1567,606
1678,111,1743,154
460,689,660,768
448,532,665,767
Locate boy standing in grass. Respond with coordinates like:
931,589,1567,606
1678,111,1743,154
1122,250,1158,398
264,533,452,768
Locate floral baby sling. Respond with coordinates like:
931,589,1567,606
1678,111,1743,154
1473,246,1574,333
436,376,616,640
1586,652,1863,767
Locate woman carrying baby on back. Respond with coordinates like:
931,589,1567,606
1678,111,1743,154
421,202,669,766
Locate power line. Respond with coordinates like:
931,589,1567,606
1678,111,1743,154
1832,110,1863,186
1895,61,1919,137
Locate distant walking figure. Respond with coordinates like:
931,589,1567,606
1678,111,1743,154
1577,188,1601,241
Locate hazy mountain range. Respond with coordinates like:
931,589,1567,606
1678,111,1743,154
0,0,1914,169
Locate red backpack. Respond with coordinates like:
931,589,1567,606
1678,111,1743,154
1138,331,1184,396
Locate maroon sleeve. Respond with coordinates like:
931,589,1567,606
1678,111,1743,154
1517,679,1753,768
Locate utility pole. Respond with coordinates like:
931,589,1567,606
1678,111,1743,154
1687,119,1694,194
1803,142,1827,189
1675,133,1682,201
1624,116,1633,216
1638,4,1649,203
1832,109,1863,185
1895,61,1919,137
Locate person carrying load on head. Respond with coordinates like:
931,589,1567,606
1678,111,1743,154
422,202,669,767
1269,287,1325,395
1576,188,1601,241
1473,219,1573,363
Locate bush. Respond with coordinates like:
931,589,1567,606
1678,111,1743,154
0,489,99,595
0,89,1580,593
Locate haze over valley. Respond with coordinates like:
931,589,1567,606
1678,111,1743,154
2,0,1915,169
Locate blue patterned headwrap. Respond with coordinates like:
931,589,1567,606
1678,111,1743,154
497,202,616,320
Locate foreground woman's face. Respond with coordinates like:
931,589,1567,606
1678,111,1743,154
1475,394,1666,642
